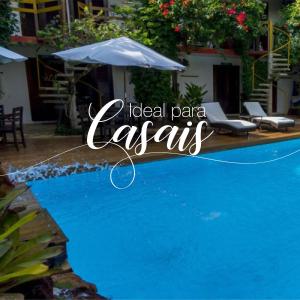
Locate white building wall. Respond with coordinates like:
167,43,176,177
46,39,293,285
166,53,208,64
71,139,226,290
0,62,32,123
277,78,293,114
268,0,282,23
268,0,293,114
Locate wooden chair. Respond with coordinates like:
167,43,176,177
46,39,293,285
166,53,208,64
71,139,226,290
78,104,93,144
0,106,26,151
78,103,128,144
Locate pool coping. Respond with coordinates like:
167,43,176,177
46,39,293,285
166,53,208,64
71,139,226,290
12,186,106,299
108,131,300,167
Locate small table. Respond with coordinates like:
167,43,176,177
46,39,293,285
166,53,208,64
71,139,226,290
240,115,252,121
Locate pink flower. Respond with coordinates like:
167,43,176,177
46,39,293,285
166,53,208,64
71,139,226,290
236,11,247,25
227,8,236,15
174,25,180,32
169,0,175,5
162,9,169,16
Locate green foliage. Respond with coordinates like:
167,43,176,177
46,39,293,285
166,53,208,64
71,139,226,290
254,60,268,87
150,0,266,49
280,0,300,64
0,0,16,44
131,68,174,106
241,55,254,100
180,83,207,107
116,1,179,58
0,187,63,293
242,54,267,97
38,12,130,50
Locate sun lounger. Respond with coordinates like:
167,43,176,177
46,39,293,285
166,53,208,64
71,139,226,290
202,102,257,135
243,102,295,130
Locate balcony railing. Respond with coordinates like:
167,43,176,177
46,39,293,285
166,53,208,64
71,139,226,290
11,0,122,37
77,1,122,21
13,0,62,14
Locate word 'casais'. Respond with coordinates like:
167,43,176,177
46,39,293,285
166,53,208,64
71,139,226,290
87,99,212,156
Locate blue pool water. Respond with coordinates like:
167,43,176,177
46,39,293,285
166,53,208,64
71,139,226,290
30,138,300,299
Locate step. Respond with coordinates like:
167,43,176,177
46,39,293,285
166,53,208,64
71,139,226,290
272,70,290,74
56,73,74,78
272,65,290,68
277,73,290,77
271,63,290,67
272,72,290,76
250,93,269,98
55,80,69,86
271,53,282,57
272,58,288,62
272,67,290,71
39,87,68,92
252,88,270,93
39,94,69,98
249,98,268,102
258,83,272,87
43,100,69,104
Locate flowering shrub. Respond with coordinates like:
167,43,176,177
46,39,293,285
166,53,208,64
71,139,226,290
151,0,266,48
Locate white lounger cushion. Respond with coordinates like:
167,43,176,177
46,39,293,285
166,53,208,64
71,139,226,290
243,102,295,129
202,102,227,123
220,120,257,130
243,102,267,117
252,116,295,129
202,102,257,132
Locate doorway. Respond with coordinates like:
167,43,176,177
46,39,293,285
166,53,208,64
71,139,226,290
213,65,240,114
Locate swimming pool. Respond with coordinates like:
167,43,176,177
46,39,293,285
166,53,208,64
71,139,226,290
30,138,300,299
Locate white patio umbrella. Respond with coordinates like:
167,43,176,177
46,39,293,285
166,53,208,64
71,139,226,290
0,46,27,64
53,36,185,101
53,36,185,70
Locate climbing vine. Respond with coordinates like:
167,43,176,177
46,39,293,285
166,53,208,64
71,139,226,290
0,0,16,44
280,0,300,64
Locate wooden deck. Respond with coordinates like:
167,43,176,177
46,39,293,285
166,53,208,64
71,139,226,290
1,122,300,171
11,187,69,262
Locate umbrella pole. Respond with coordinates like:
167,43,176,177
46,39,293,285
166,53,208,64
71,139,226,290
123,68,127,105
124,68,128,122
